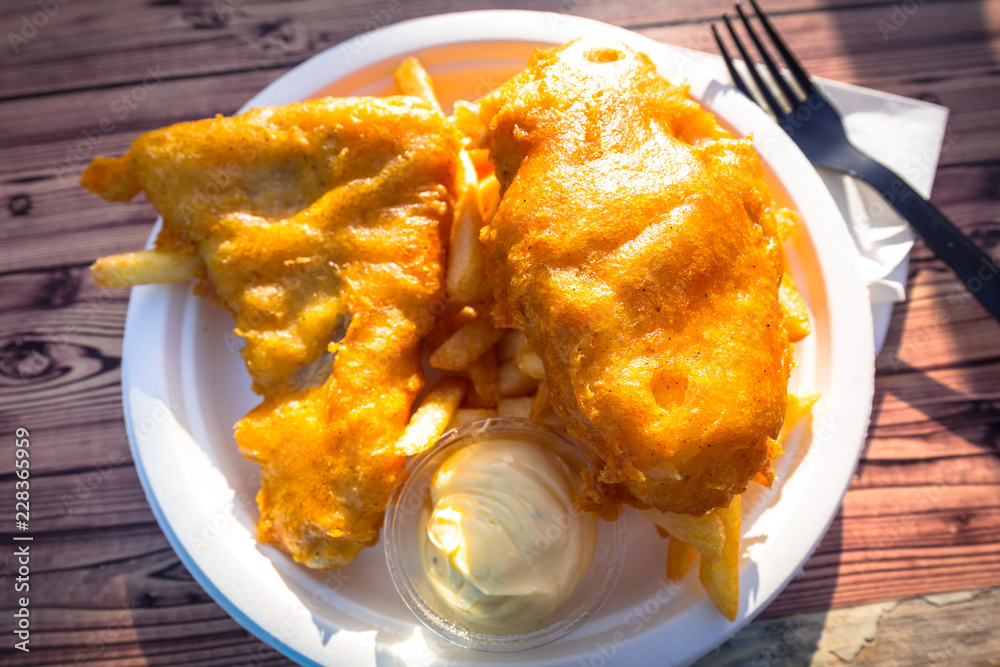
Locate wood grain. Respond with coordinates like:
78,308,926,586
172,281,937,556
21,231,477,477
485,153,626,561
1,0,999,664
0,0,906,99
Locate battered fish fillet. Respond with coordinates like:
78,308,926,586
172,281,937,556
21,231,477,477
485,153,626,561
83,98,459,566
479,39,792,515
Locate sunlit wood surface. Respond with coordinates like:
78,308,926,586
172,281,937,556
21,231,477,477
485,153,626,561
1,0,998,664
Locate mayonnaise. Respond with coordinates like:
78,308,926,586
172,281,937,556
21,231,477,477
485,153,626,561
418,438,597,626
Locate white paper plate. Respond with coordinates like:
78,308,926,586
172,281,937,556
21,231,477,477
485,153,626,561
120,10,875,667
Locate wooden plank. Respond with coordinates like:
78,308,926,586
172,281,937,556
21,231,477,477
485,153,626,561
767,544,1000,615
3,524,172,572
2,549,203,613
875,270,1000,375
841,484,1000,518
852,455,1000,489
0,466,152,531
0,541,286,665
0,0,900,99
0,68,280,162
864,359,1000,461
929,161,1000,224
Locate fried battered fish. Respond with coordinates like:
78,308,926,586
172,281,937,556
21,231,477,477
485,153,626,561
478,39,792,515
83,97,459,566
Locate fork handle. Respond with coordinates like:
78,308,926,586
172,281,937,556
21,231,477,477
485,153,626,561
852,159,1000,323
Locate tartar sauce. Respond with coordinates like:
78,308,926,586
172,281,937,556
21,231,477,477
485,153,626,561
418,438,597,625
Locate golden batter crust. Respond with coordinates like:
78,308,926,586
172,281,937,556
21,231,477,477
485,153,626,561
479,39,792,515
83,97,460,566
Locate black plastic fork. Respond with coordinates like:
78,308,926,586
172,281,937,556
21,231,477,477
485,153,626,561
713,0,1000,324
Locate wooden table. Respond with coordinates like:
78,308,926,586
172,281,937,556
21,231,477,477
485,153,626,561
1,0,998,664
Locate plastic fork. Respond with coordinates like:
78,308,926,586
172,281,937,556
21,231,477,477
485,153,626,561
712,0,1000,323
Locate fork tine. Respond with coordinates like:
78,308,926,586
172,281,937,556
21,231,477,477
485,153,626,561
711,23,754,100
721,13,785,118
747,0,814,94
734,2,799,107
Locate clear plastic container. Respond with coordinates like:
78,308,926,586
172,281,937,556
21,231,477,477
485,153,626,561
384,417,626,652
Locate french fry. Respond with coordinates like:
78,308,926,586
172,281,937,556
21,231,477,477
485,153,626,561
699,496,741,622
534,408,565,429
395,57,490,305
467,346,499,407
393,57,443,115
461,386,488,409
526,379,564,427
447,408,498,430
90,249,202,288
497,329,520,364
777,391,820,446
775,207,800,243
429,317,505,371
513,331,546,380
422,306,478,353
640,508,725,561
497,396,533,419
451,100,485,145
394,377,467,456
530,379,550,420
779,272,812,342
446,150,491,304
753,390,820,486
667,537,699,581
396,58,490,306
479,174,500,222
498,360,540,397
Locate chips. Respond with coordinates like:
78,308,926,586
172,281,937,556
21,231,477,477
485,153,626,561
479,174,500,222
395,58,491,306
467,346,499,407
498,360,540,397
529,379,549,420
90,249,202,288
394,377,466,456
423,306,479,353
447,150,491,304
429,317,505,371
510,330,546,379
497,329,520,363
447,408,498,430
775,207,800,242
779,272,812,342
699,496,741,621
641,508,725,561
497,396,534,419
778,391,821,446
393,56,443,115
666,536,699,581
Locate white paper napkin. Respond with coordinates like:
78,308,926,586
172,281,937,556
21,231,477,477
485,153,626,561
811,78,950,306
680,51,951,307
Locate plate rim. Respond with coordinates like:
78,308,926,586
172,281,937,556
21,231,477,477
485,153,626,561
120,9,875,667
